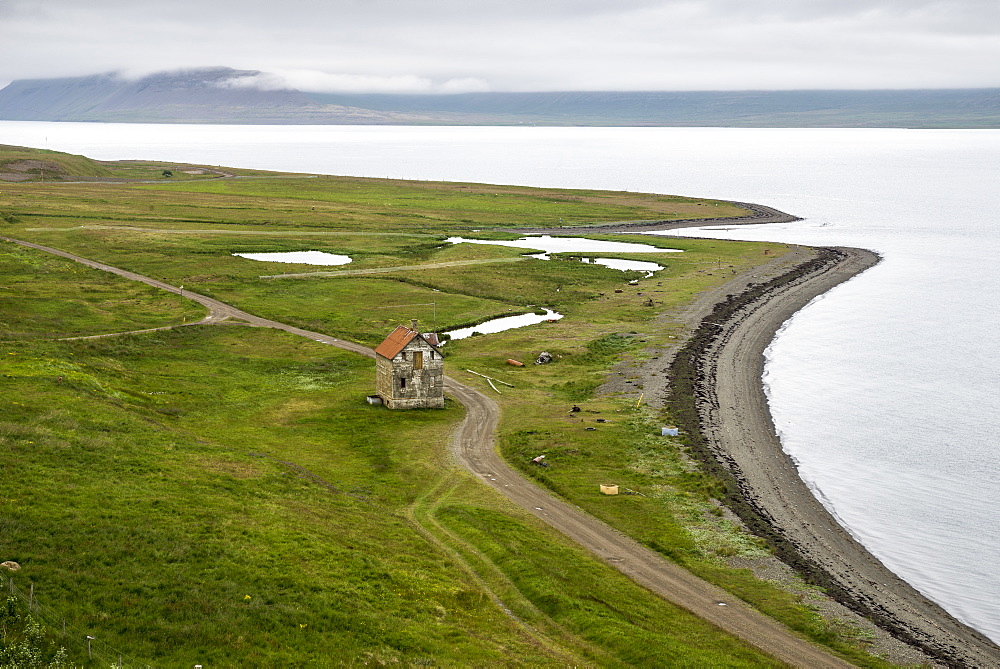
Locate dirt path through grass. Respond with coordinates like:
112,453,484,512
1,234,852,668
444,380,851,668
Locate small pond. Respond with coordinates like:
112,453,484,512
444,309,563,341
447,235,674,276
232,251,353,266
446,234,681,256
578,257,664,277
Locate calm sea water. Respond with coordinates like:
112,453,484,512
3,121,998,642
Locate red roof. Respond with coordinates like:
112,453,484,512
374,325,442,359
374,325,417,359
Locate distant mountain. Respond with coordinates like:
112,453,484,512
0,67,418,124
1,68,998,127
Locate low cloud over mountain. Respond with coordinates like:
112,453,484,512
1,67,997,127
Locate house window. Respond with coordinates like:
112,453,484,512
401,352,407,361
400,377,406,390
413,352,423,369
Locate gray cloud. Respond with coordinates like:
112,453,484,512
1,0,997,91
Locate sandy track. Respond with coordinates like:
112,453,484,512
4,234,854,667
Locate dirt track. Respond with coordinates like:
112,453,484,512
444,380,852,668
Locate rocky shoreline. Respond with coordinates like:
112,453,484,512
662,244,1000,666
548,201,1000,665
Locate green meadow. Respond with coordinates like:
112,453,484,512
1,146,890,666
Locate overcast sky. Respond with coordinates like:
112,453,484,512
2,0,998,92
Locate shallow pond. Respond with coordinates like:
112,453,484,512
232,251,352,266
447,235,671,277
446,234,681,257
444,308,563,340
579,257,664,276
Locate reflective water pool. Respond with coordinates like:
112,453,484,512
579,257,663,276
232,251,353,265
444,308,564,340
446,234,680,256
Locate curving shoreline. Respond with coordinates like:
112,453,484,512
663,243,1000,666
520,202,1000,664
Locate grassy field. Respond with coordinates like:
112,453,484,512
2,300,779,667
1,145,892,666
0,241,204,340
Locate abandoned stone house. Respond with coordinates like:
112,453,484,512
373,320,444,409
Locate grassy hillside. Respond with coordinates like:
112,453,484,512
0,145,301,184
0,145,113,181
1,153,892,666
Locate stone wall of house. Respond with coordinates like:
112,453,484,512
375,356,396,404
375,337,444,409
